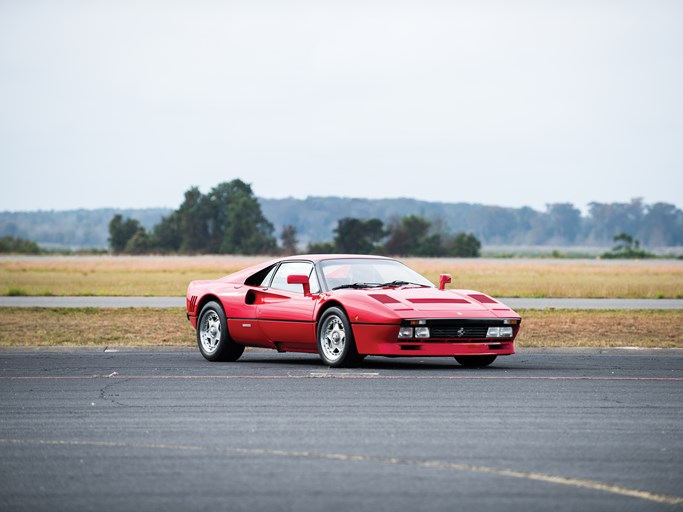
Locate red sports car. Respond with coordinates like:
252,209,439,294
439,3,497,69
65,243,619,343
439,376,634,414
186,255,521,367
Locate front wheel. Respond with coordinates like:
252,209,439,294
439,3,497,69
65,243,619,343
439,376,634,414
455,355,497,368
317,307,361,368
197,301,245,362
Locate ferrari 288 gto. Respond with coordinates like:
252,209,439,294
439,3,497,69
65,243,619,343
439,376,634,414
186,255,521,367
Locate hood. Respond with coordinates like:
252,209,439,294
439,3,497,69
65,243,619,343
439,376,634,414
358,287,518,319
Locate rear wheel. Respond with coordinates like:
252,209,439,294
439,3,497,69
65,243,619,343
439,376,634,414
455,355,497,367
317,307,361,368
197,301,245,362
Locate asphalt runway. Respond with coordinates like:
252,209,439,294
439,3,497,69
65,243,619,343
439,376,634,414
1,350,682,511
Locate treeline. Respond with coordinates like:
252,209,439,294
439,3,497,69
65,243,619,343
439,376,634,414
109,180,482,257
2,190,682,250
260,197,683,247
0,208,168,249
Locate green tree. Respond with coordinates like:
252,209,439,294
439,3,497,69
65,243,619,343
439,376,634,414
153,211,181,253
602,232,653,259
306,241,336,253
446,232,481,257
381,216,481,257
178,187,210,253
108,214,143,254
383,215,431,256
207,180,277,254
280,225,299,255
333,218,384,254
153,186,218,253
124,230,153,254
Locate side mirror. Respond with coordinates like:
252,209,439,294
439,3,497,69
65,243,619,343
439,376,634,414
438,274,452,290
287,274,311,296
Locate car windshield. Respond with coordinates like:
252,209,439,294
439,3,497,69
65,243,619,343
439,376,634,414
319,258,434,291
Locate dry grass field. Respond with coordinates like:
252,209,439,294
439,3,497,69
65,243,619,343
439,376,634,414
1,256,681,349
0,308,680,348
1,255,682,298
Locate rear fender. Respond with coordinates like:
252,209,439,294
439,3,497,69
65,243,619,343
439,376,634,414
189,294,224,329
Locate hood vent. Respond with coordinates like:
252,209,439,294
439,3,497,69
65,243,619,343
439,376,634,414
369,294,401,304
469,294,497,304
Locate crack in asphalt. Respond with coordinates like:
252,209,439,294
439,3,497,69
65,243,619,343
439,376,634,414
97,377,143,408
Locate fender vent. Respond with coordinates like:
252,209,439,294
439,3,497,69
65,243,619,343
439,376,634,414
187,295,198,313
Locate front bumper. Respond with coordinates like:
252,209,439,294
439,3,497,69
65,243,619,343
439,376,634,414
352,323,517,357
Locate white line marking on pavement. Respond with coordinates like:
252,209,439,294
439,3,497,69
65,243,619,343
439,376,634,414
1,438,681,506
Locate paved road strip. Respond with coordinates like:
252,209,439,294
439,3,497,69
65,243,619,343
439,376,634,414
2,374,682,381
1,296,682,309
1,438,681,506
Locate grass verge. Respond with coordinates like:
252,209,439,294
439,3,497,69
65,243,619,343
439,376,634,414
0,308,195,347
515,309,683,348
0,308,680,348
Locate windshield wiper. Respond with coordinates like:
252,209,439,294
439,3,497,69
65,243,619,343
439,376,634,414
378,280,431,288
332,282,381,290
332,280,431,290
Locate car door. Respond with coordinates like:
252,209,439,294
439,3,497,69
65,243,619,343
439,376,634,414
257,261,319,348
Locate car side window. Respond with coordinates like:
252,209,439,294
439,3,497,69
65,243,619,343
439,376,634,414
270,262,320,294
257,265,278,287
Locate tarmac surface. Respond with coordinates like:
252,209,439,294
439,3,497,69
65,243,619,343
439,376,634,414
1,349,682,511
1,296,682,309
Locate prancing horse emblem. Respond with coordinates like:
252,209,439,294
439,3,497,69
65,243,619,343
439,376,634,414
457,328,465,337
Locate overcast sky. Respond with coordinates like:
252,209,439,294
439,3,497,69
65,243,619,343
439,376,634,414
1,0,681,213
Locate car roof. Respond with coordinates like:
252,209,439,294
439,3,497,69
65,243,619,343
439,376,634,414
285,254,392,263
218,254,395,284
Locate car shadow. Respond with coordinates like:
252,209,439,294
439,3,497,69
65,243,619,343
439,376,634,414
237,353,518,371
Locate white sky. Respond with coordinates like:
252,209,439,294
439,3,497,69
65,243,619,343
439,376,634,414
1,0,682,212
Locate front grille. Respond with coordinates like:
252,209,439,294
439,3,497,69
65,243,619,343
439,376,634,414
430,326,489,339
399,318,518,342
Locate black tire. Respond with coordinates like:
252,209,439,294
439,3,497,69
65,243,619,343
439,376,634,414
455,355,497,368
317,307,361,368
196,301,245,362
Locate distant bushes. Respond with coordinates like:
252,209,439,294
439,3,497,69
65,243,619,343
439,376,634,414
0,236,41,254
601,233,655,259
307,215,481,257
